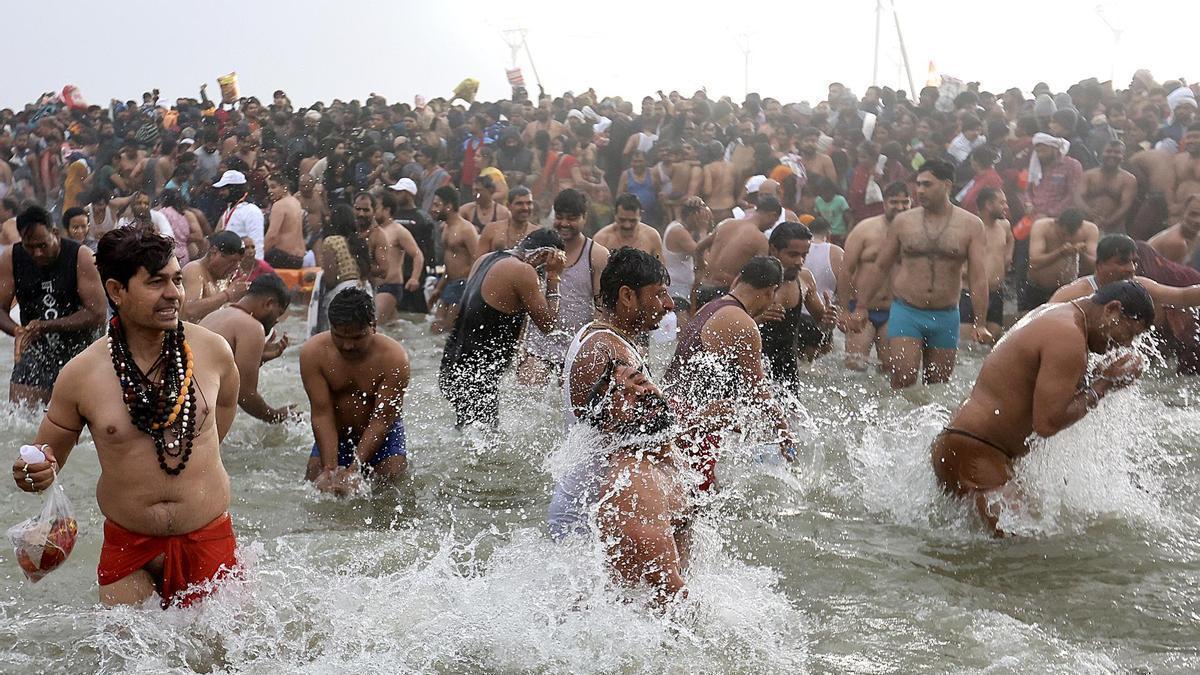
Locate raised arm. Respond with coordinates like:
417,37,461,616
520,255,564,334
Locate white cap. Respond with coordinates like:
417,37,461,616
178,138,196,146
388,177,418,194
213,170,247,188
566,109,585,122
745,174,767,194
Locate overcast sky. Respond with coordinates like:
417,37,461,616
5,0,1196,109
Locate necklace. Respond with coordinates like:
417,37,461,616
1070,299,1089,335
107,316,197,476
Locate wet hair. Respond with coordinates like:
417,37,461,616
327,287,375,328
1096,233,1137,263
508,186,532,203
883,181,910,199
516,227,565,252
209,230,247,255
62,207,87,228
96,227,176,293
1090,280,1155,327
970,145,998,167
1058,208,1085,232
614,192,641,213
919,159,955,183
597,247,670,311
433,185,460,210
16,205,53,236
247,273,291,308
769,221,813,250
679,196,706,220
737,255,784,289
806,217,831,236
757,195,783,217
553,188,588,217
976,187,1003,208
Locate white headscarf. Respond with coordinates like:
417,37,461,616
1168,87,1197,115
1028,133,1070,186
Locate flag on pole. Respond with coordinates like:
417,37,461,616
506,68,526,87
925,61,941,87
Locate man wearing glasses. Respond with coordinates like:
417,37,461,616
518,188,610,385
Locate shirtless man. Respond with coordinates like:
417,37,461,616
263,173,305,269
593,193,664,259
1080,140,1137,233
701,142,737,222
1148,194,1200,264
1171,124,1200,220
798,127,838,184
371,190,426,324
1023,209,1099,312
1051,234,1200,308
199,273,293,424
849,160,992,389
839,182,910,371
459,174,510,233
181,231,247,321
958,188,1014,339
430,185,479,333
294,174,329,240
1127,144,1177,240
439,229,566,427
693,196,782,306
12,227,240,607
302,288,411,491
932,280,1152,534
478,187,540,254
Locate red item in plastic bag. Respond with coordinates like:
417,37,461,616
8,471,78,583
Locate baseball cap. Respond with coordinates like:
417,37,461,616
212,170,247,188
388,177,418,195
210,230,246,255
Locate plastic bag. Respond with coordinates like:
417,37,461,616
7,447,78,583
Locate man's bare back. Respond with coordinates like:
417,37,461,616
266,194,305,257
699,218,768,289
702,161,736,212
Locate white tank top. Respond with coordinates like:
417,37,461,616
802,242,837,315
525,238,596,363
550,322,644,540
662,221,694,300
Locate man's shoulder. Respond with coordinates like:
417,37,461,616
373,333,410,362
183,321,234,354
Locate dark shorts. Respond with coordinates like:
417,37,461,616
1018,281,1055,312
11,332,93,392
959,288,1005,326
377,282,406,301
848,300,889,330
439,364,501,428
264,248,305,270
441,278,467,306
695,285,729,308
310,418,407,467
397,277,429,314
796,313,831,350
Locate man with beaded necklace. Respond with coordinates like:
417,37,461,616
11,227,241,608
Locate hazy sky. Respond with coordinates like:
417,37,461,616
5,0,1196,109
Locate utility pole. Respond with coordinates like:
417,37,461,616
872,0,882,86
891,1,916,96
735,33,751,97
501,27,544,92
1095,5,1123,83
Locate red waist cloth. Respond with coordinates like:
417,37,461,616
98,512,237,607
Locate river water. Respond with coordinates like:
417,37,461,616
0,315,1198,673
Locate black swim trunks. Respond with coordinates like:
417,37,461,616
959,288,1005,326
264,248,305,270
11,332,93,392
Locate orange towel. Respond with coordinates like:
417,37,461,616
97,512,237,607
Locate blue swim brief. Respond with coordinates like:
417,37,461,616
310,418,407,467
848,300,890,330
441,278,467,306
887,298,959,349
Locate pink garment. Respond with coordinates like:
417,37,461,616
161,207,191,263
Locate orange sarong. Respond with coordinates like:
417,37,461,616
97,512,237,607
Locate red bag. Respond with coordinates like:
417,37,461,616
8,449,78,583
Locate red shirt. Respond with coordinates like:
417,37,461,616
959,168,1004,215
